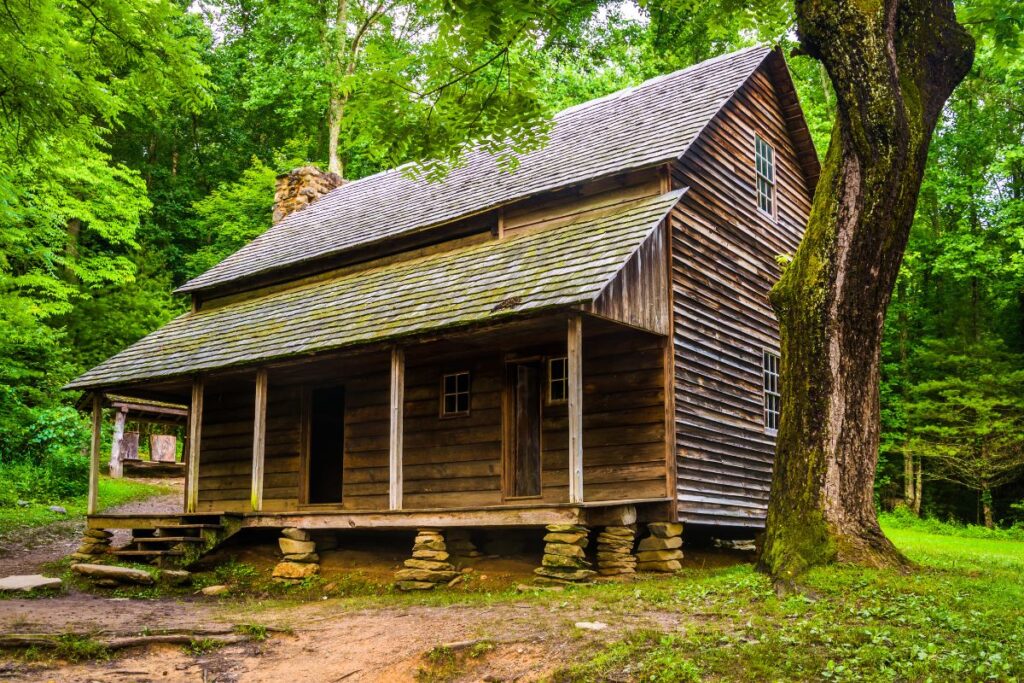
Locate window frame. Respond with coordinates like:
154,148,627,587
754,134,777,220
440,371,471,418
546,356,569,405
763,350,780,435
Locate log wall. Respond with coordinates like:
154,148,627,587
194,327,668,513
669,66,812,527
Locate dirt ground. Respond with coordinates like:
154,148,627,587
0,486,752,682
0,479,184,577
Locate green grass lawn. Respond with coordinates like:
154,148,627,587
0,476,174,537
547,517,1024,682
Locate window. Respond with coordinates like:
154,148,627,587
441,372,471,416
763,351,780,434
755,134,776,218
548,357,568,403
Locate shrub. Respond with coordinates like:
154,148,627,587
0,405,89,505
880,507,1024,541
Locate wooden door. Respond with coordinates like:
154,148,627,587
509,363,542,497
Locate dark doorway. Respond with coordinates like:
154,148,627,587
509,363,542,497
308,386,345,504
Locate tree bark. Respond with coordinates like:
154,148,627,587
913,457,922,515
327,0,348,177
903,451,916,513
758,0,973,581
981,483,994,529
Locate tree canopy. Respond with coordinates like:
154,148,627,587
0,0,1021,534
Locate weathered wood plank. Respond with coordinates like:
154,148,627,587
87,394,102,515
389,347,404,510
567,315,583,504
185,378,204,513
250,368,268,511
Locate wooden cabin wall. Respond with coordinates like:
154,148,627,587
197,383,303,513
399,353,504,509
193,327,668,512
540,329,667,502
339,366,390,509
669,66,811,527
503,168,661,236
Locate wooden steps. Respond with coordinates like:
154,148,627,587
108,514,241,567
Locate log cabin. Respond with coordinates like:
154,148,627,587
67,46,818,578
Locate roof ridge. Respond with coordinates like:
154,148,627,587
177,46,773,296
555,45,767,118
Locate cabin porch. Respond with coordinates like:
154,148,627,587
82,313,676,542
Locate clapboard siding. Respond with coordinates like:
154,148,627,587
671,65,811,527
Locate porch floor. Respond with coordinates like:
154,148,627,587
87,498,673,531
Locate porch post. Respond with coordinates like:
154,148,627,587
185,376,204,513
87,393,102,515
389,346,405,510
568,314,584,504
251,368,268,512
108,406,127,479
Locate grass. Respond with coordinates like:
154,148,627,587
0,476,173,536
551,516,1024,682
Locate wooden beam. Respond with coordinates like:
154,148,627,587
244,505,585,531
567,314,584,504
108,407,127,479
87,394,102,515
389,346,405,510
185,377,204,514
250,368,268,512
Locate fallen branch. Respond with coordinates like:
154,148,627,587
0,627,267,653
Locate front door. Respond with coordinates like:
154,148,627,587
307,385,345,504
508,363,542,497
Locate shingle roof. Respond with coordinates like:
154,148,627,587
178,46,769,295
67,190,685,389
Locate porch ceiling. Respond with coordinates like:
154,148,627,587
67,190,684,391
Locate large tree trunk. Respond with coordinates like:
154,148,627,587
758,0,973,581
327,0,348,177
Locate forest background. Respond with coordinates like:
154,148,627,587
0,0,1021,527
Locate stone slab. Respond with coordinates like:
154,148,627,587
543,532,588,546
72,563,154,585
279,538,316,555
544,543,586,558
637,560,682,573
635,549,684,562
281,527,310,541
637,536,683,551
272,561,319,579
647,522,684,538
283,552,320,563
403,558,455,571
0,575,62,592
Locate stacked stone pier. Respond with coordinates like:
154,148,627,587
534,524,595,585
445,529,481,565
636,522,684,572
395,528,459,590
69,529,112,563
595,525,637,576
272,528,320,582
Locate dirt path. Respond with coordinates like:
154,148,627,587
0,479,183,576
0,596,689,682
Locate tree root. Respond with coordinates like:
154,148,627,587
0,626,276,653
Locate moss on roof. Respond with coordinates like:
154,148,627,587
67,190,685,390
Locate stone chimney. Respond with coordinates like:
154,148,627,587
272,166,344,224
